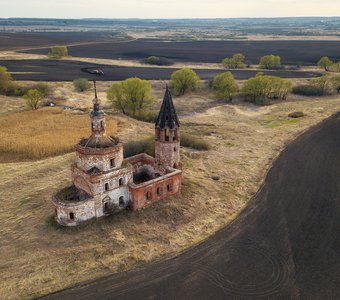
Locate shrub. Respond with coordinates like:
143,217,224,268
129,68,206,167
211,72,238,101
48,46,68,58
0,66,13,95
292,85,324,96
107,77,155,116
6,82,51,97
180,133,210,150
133,110,158,123
73,78,91,92
123,137,155,158
145,56,172,66
241,74,292,103
222,53,246,69
170,68,200,96
24,89,44,110
259,55,281,69
288,111,305,118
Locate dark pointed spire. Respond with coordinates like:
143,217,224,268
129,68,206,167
155,86,180,129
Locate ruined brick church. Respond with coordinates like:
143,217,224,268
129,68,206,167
53,84,182,226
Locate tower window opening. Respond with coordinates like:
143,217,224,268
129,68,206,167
157,187,162,196
119,178,124,187
104,183,109,191
174,147,177,152
119,196,124,207
166,116,169,121
146,191,151,202
100,121,103,128
165,129,170,141
69,212,74,220
110,159,115,168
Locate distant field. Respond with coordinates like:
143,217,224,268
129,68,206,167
0,32,120,51
0,59,321,81
21,39,340,64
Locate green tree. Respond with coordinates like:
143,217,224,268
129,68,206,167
242,74,291,103
331,75,340,94
170,68,200,96
107,77,155,116
49,46,68,58
211,72,238,101
317,56,333,71
259,55,281,69
73,78,91,92
222,53,246,69
311,75,330,94
0,66,13,95
24,89,43,110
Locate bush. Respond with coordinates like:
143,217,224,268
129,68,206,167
133,110,158,123
222,53,246,69
24,89,43,110
48,46,68,58
0,66,13,95
288,111,305,118
180,133,210,150
211,72,238,101
170,68,200,96
6,82,51,97
124,137,154,158
145,56,172,66
292,85,324,96
73,78,91,92
259,55,281,69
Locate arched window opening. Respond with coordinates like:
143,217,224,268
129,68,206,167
146,191,151,202
157,187,162,196
104,202,109,212
69,212,74,220
165,129,170,141
104,183,109,191
119,178,124,187
173,163,177,168
167,183,173,192
100,121,103,128
119,196,124,207
174,147,177,152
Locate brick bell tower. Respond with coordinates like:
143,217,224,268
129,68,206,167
155,86,181,170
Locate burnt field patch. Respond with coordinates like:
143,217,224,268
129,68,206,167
21,39,340,65
0,32,119,51
0,59,321,81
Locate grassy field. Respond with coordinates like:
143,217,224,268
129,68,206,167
0,108,117,162
0,82,340,299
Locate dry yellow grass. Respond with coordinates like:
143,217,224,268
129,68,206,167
1,84,340,299
0,107,117,162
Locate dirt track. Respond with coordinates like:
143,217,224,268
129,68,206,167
42,112,340,299
0,59,321,81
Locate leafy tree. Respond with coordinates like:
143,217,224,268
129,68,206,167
259,55,281,69
107,77,155,116
24,89,43,110
311,75,330,94
242,74,292,103
0,66,13,95
222,53,246,69
211,72,238,101
317,56,333,71
331,75,340,94
49,46,68,58
170,68,200,96
328,61,340,73
73,78,91,92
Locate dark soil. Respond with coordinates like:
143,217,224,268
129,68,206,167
0,59,321,81
0,32,116,51
21,38,340,64
43,112,340,300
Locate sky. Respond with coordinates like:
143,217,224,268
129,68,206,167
1,0,340,19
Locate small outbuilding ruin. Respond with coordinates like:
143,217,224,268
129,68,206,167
52,84,182,226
